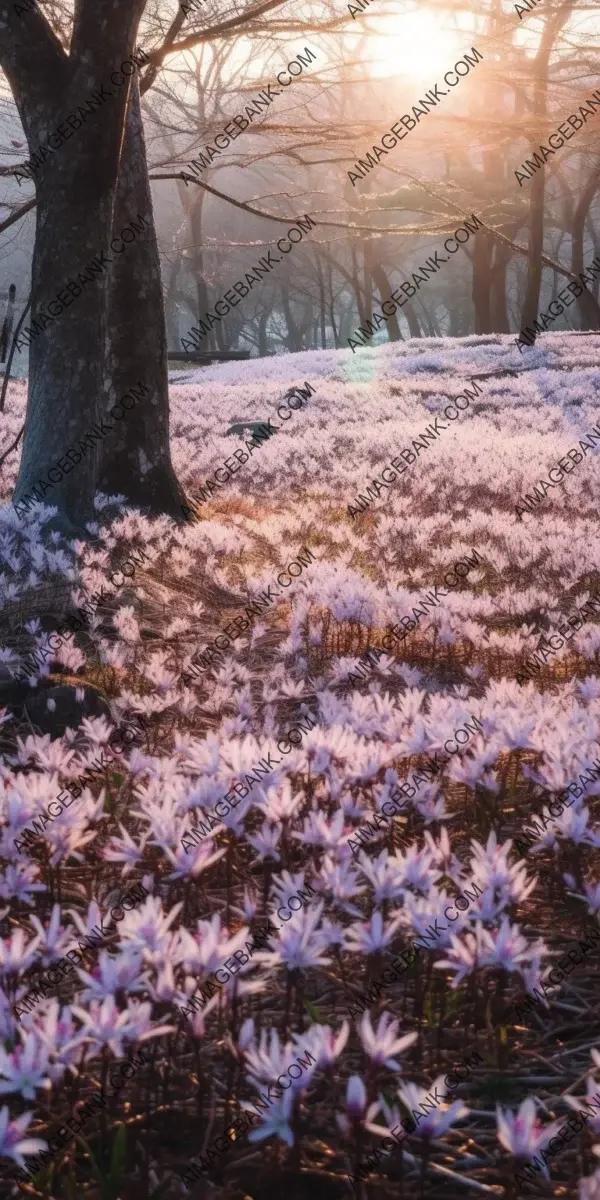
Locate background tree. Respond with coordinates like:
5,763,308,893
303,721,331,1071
3,0,600,532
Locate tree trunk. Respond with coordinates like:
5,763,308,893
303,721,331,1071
315,259,327,349
258,312,269,356
403,303,421,339
521,167,546,331
490,244,512,332
0,284,16,362
6,1,184,531
326,260,339,347
472,233,493,333
350,244,367,326
417,297,440,337
362,243,373,325
7,3,183,530
97,81,185,517
571,163,600,327
13,179,115,531
214,312,226,351
165,260,182,349
479,0,510,335
448,293,462,337
370,260,403,342
281,284,303,352
589,221,600,304
190,188,214,349
521,0,575,330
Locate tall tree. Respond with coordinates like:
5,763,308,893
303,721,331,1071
0,0,184,534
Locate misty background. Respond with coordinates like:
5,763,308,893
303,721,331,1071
2,0,600,377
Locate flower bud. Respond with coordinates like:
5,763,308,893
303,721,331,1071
346,1074,367,1118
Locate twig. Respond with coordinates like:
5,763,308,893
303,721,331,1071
150,172,463,237
142,0,300,77
0,197,36,236
401,169,588,285
0,292,31,412
426,1160,502,1193
0,423,24,472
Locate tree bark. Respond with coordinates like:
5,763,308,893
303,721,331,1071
281,283,303,352
417,297,440,337
2,0,183,532
350,244,367,326
97,80,185,517
190,188,214,349
490,244,512,332
571,162,600,327
589,220,600,304
472,233,493,333
521,168,546,332
316,260,327,349
326,260,339,347
14,181,113,531
165,259,183,349
521,0,575,330
258,312,269,356
403,303,421,339
362,242,373,325
0,284,16,362
368,257,403,342
214,311,226,350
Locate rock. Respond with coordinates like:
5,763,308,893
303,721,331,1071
226,421,277,438
23,680,111,736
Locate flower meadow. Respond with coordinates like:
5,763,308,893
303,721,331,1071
0,332,600,1197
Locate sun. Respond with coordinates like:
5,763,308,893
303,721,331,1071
369,10,463,81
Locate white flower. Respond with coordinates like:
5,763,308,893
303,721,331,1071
358,1012,417,1071
336,1074,378,1137
0,928,41,977
496,1097,562,1172
231,886,260,923
252,902,331,972
70,996,135,1057
299,1021,349,1069
28,904,68,966
371,1075,468,1140
0,1034,52,1100
179,914,249,976
76,950,145,1002
246,822,281,863
117,896,183,962
433,930,480,987
478,917,546,976
245,1089,295,1146
565,1049,600,1136
0,1106,47,1168
101,822,150,873
344,910,403,956
186,992,221,1040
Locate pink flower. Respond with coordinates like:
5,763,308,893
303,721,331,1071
0,1106,47,1168
358,1012,417,1071
336,1075,379,1138
496,1098,562,1173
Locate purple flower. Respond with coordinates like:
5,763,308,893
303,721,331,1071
0,1106,47,1168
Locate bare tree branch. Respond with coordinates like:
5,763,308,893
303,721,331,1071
0,197,36,235
0,423,24,471
150,171,473,236
141,0,293,92
0,292,30,414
